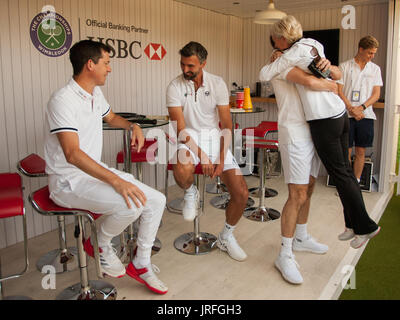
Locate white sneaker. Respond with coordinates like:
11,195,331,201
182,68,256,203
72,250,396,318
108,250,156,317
99,244,126,278
217,234,247,261
338,228,355,241
293,235,329,254
274,253,303,284
350,226,381,249
182,186,199,221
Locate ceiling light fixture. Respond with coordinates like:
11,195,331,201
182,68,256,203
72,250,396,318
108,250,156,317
253,0,286,25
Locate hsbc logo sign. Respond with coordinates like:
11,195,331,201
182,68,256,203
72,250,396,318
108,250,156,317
86,36,166,61
145,43,166,60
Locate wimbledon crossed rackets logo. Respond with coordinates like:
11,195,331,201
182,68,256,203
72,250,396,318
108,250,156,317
30,8,72,57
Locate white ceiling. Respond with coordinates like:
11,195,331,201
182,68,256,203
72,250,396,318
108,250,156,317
173,0,388,18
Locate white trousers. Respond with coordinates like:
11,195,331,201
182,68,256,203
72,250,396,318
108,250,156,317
49,166,166,259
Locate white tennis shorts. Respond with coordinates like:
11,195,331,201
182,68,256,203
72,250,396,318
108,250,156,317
176,128,240,172
280,139,321,185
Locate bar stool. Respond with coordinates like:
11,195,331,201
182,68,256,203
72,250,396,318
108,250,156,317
242,121,279,198
205,122,240,195
166,163,217,254
116,138,162,260
243,139,281,222
0,173,31,300
17,153,78,273
29,186,117,300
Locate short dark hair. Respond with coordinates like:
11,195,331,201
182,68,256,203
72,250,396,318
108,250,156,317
69,40,111,76
179,41,208,63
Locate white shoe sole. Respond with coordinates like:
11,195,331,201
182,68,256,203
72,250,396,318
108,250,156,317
274,261,303,285
350,226,381,249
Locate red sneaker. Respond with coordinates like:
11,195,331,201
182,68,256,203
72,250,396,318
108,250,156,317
126,262,168,294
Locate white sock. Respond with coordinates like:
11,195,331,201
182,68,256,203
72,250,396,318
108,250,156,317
133,255,151,269
220,222,236,240
357,178,360,183
185,184,196,193
295,223,308,241
280,236,293,256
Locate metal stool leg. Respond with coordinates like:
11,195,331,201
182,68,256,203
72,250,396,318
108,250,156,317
165,163,184,214
56,216,117,300
244,149,280,222
0,213,32,300
206,176,227,194
36,216,78,273
174,175,217,255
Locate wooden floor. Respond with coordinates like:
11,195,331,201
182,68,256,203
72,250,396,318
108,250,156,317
0,175,385,300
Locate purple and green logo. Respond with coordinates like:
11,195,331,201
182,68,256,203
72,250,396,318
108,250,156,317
30,11,72,57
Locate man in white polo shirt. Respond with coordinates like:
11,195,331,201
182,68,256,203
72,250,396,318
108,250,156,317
166,41,249,262
45,40,168,294
338,36,383,189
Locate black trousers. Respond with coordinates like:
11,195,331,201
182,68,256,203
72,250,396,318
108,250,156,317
308,113,378,235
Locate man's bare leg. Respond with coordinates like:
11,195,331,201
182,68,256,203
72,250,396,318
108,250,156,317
216,169,249,261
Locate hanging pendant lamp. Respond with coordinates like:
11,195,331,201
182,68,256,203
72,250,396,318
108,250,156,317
253,0,287,24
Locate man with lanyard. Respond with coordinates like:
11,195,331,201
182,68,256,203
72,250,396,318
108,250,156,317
337,36,383,194
166,41,249,262
45,40,168,294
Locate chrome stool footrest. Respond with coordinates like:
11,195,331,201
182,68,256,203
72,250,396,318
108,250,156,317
56,280,117,300
36,247,79,273
167,198,184,214
210,193,255,210
248,187,278,198
244,207,281,222
174,232,217,255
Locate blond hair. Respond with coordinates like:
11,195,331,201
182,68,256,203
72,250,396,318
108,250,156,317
358,35,379,50
270,15,303,45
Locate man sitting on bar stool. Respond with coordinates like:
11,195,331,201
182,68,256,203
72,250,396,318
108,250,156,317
167,41,249,261
44,40,168,294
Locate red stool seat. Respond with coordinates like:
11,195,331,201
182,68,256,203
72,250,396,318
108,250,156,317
31,186,101,220
242,121,278,138
116,139,157,164
17,153,46,176
0,173,24,219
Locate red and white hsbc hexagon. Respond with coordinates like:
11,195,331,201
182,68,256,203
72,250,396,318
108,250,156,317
144,43,166,60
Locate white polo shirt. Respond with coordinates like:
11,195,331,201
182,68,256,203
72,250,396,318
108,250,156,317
166,70,229,143
260,38,346,121
337,59,383,120
44,78,111,188
268,75,312,145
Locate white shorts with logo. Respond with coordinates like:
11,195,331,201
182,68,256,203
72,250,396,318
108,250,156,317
280,140,321,185
176,128,240,172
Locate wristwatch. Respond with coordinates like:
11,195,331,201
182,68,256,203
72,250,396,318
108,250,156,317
361,104,367,110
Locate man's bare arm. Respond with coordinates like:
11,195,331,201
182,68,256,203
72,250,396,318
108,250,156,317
103,110,144,152
212,105,232,179
167,106,214,176
286,67,338,94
